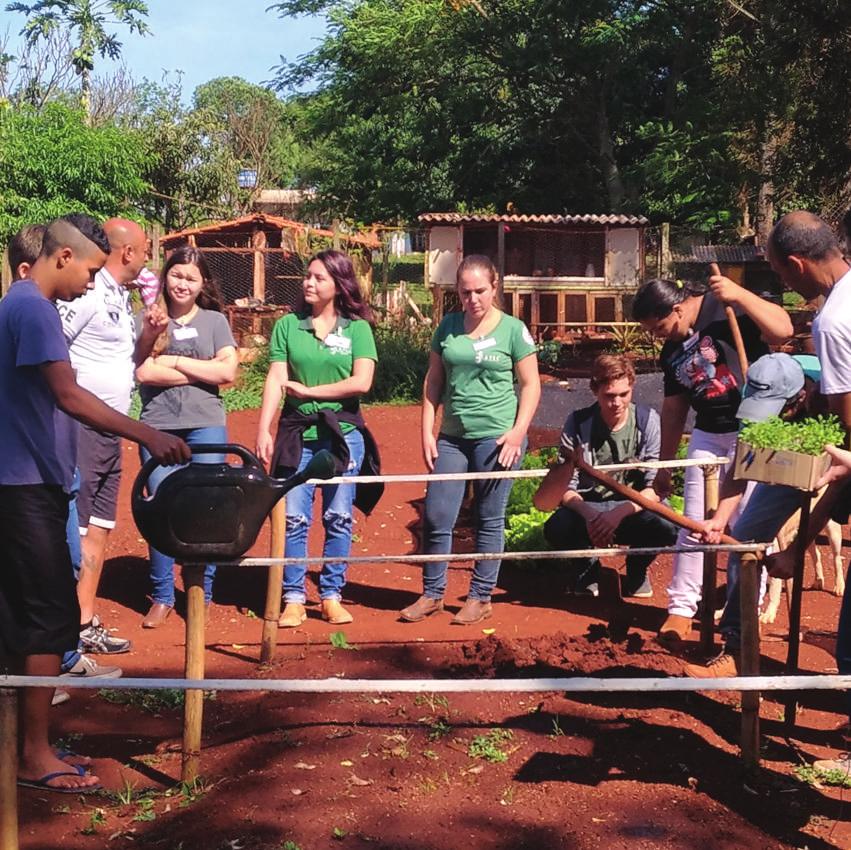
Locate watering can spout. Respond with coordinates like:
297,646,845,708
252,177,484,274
131,444,338,561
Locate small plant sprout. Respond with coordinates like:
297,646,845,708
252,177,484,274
468,729,514,763
330,631,358,650
332,826,348,840
414,692,450,714
550,716,566,738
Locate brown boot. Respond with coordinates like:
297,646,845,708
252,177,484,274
451,598,492,625
683,651,740,679
142,601,173,629
400,595,444,622
321,598,353,625
278,602,307,628
657,613,692,643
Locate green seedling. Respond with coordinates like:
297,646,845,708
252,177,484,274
550,716,566,738
332,826,348,840
414,692,449,713
427,718,451,741
422,749,439,760
132,797,157,822
281,842,302,850
82,807,106,835
739,415,844,455
330,631,358,650
469,729,514,763
794,764,851,788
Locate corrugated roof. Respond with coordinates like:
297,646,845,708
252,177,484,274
672,244,766,264
418,212,649,226
161,213,380,249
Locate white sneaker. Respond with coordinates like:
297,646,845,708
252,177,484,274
60,654,122,678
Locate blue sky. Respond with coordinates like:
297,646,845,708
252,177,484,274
3,0,327,98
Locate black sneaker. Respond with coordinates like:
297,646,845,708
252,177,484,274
79,615,132,654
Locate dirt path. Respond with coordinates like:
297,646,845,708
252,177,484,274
19,404,851,849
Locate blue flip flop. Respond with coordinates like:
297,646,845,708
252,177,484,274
55,748,92,768
18,764,102,795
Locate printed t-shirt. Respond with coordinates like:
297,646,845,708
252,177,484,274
59,267,136,413
660,292,767,433
139,309,236,430
431,311,537,440
812,268,851,396
0,280,77,489
269,312,378,441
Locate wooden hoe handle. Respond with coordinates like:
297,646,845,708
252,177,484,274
709,262,749,376
572,449,741,546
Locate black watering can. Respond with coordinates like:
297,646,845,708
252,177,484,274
131,444,338,561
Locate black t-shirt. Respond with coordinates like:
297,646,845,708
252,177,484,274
660,292,768,434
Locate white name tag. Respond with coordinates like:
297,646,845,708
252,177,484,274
472,337,497,352
173,326,199,341
325,333,352,352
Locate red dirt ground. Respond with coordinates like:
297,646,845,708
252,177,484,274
17,404,851,850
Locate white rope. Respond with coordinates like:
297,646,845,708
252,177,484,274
215,543,764,568
302,455,731,486
2,673,849,694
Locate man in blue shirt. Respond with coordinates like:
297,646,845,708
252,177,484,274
1,214,190,794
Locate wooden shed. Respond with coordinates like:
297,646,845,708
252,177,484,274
671,244,782,303
160,214,380,345
419,212,649,339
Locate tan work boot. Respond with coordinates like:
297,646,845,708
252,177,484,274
657,613,692,643
279,602,306,628
400,595,444,622
451,598,493,625
321,598,353,625
683,651,740,678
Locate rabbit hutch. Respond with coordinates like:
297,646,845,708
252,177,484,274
419,212,649,340
160,214,380,346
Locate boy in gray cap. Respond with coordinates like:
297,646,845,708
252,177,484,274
685,352,818,677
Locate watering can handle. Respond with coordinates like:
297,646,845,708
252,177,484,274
131,443,266,504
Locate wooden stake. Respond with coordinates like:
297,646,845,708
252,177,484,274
740,553,761,771
181,563,206,784
260,499,286,664
700,466,720,654
784,493,812,730
0,689,18,850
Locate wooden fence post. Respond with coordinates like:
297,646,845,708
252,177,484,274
0,689,18,850
700,466,720,655
785,493,812,730
181,564,206,784
740,552,762,771
260,499,286,664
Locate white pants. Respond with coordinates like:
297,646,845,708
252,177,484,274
667,428,755,618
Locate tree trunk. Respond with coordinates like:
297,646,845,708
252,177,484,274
597,86,625,211
756,126,778,246
81,67,91,125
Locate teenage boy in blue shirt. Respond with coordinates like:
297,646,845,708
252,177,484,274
0,214,189,793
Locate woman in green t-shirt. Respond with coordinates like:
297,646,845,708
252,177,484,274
401,254,541,625
256,249,377,627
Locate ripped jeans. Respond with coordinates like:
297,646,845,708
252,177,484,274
283,429,364,603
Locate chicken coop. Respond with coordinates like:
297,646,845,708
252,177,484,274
419,212,649,340
160,214,380,346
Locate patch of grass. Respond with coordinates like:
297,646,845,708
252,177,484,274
368,319,431,404
98,688,217,714
414,692,449,714
427,718,452,741
132,796,157,822
468,728,514,763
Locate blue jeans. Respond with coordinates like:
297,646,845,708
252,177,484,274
139,426,227,606
422,434,525,601
283,429,365,603
720,482,803,651
61,468,82,672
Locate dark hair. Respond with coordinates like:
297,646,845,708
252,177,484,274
632,277,705,321
456,254,498,287
768,211,840,264
160,245,223,313
589,353,635,392
8,223,46,278
42,213,111,257
302,248,374,322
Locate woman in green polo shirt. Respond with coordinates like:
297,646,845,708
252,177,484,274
401,254,541,625
256,249,377,627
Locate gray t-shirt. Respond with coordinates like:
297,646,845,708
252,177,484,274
139,309,236,430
